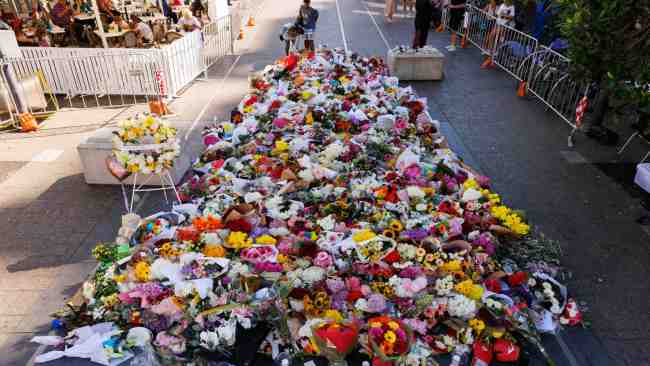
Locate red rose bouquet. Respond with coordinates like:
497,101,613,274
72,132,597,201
312,320,360,366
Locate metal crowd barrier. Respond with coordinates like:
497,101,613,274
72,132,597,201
201,15,235,75
441,4,589,145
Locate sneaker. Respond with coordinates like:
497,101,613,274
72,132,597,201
446,45,457,52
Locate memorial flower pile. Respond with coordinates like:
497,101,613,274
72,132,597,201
112,114,181,175
42,49,580,366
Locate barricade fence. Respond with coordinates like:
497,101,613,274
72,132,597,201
5,14,235,115
442,5,590,144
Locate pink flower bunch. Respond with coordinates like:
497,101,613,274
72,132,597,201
313,251,333,268
241,246,277,264
254,262,283,272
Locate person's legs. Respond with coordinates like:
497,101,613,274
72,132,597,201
412,29,421,48
285,40,290,55
420,25,429,46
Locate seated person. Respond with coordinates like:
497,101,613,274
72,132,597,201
50,0,83,42
130,15,153,45
1,10,22,31
98,0,119,17
111,14,130,31
177,8,201,32
36,27,51,46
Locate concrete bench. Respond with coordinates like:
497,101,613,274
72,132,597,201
77,126,191,186
387,47,445,81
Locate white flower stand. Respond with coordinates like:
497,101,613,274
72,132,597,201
114,143,182,213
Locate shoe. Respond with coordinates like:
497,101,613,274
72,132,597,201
446,45,457,51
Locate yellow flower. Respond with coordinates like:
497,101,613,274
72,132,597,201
301,91,314,100
226,231,252,250
352,229,376,243
440,260,462,272
277,254,288,263
469,319,485,335
492,328,505,338
490,205,511,220
305,112,314,125
387,321,400,330
102,294,119,307
389,220,404,232
384,330,397,344
463,178,479,190
134,261,150,282
275,140,289,152
323,310,343,322
256,235,277,245
370,321,383,328
469,284,485,300
114,274,127,283
243,105,254,114
454,279,474,296
203,244,226,257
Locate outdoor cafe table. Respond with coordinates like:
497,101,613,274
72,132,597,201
95,29,127,46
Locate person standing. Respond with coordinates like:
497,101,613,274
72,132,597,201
385,0,396,22
445,0,465,51
297,0,318,51
412,0,433,48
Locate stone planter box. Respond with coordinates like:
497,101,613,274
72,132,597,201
387,47,445,81
77,127,190,186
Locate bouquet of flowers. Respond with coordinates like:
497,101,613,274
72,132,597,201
312,320,360,366
367,316,413,366
111,113,180,175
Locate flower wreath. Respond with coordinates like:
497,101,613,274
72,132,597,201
112,114,180,175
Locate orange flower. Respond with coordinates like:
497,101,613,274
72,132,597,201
203,244,226,257
206,215,223,230
193,217,208,232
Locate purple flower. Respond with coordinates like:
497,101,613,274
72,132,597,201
366,293,387,313
403,228,428,241
476,175,491,188
399,266,422,279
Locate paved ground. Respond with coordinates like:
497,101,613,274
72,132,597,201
0,0,649,365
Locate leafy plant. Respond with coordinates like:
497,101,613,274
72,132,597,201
559,0,650,126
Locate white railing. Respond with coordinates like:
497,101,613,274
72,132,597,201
8,15,234,107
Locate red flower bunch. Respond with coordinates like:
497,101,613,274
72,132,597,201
507,271,528,287
227,218,253,233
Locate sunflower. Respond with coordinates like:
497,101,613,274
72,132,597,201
389,220,404,232
382,229,396,239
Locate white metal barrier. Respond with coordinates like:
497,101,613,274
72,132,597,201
201,15,234,73
8,15,235,105
442,4,590,145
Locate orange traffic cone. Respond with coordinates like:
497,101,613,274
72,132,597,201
480,56,495,69
246,16,255,27
238,28,244,40
460,34,467,48
19,113,38,132
517,81,527,97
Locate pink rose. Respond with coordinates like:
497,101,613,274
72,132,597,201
273,118,289,129
313,251,333,268
203,134,219,146
346,277,361,291
361,285,372,296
